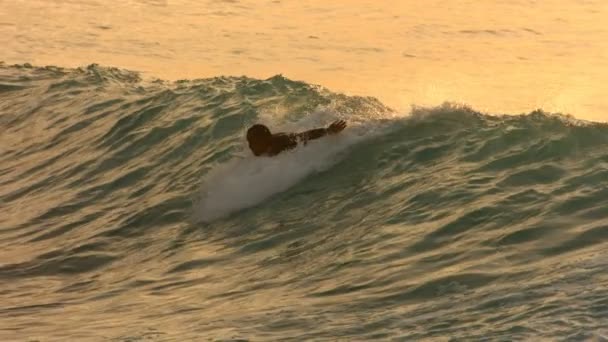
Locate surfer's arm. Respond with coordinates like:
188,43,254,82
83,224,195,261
297,120,347,143
297,128,327,142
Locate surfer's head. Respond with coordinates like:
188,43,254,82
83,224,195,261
247,124,272,156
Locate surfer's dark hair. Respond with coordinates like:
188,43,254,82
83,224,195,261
247,124,271,141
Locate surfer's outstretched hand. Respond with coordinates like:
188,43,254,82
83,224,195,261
327,120,347,134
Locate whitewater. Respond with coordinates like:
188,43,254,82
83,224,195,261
1,63,608,341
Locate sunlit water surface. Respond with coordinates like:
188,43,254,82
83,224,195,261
2,1,608,341
1,0,607,120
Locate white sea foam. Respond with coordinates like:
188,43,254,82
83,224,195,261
193,112,392,222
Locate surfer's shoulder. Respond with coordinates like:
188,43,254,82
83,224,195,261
268,133,298,155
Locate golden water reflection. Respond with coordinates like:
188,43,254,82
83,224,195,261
1,0,606,121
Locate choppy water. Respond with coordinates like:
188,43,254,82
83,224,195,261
2,63,608,341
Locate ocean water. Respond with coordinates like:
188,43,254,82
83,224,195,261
2,0,607,120
2,63,608,341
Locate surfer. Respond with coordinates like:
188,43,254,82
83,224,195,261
246,120,347,156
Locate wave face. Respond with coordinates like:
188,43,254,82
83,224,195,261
2,63,608,341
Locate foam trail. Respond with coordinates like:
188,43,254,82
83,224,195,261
193,120,387,222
